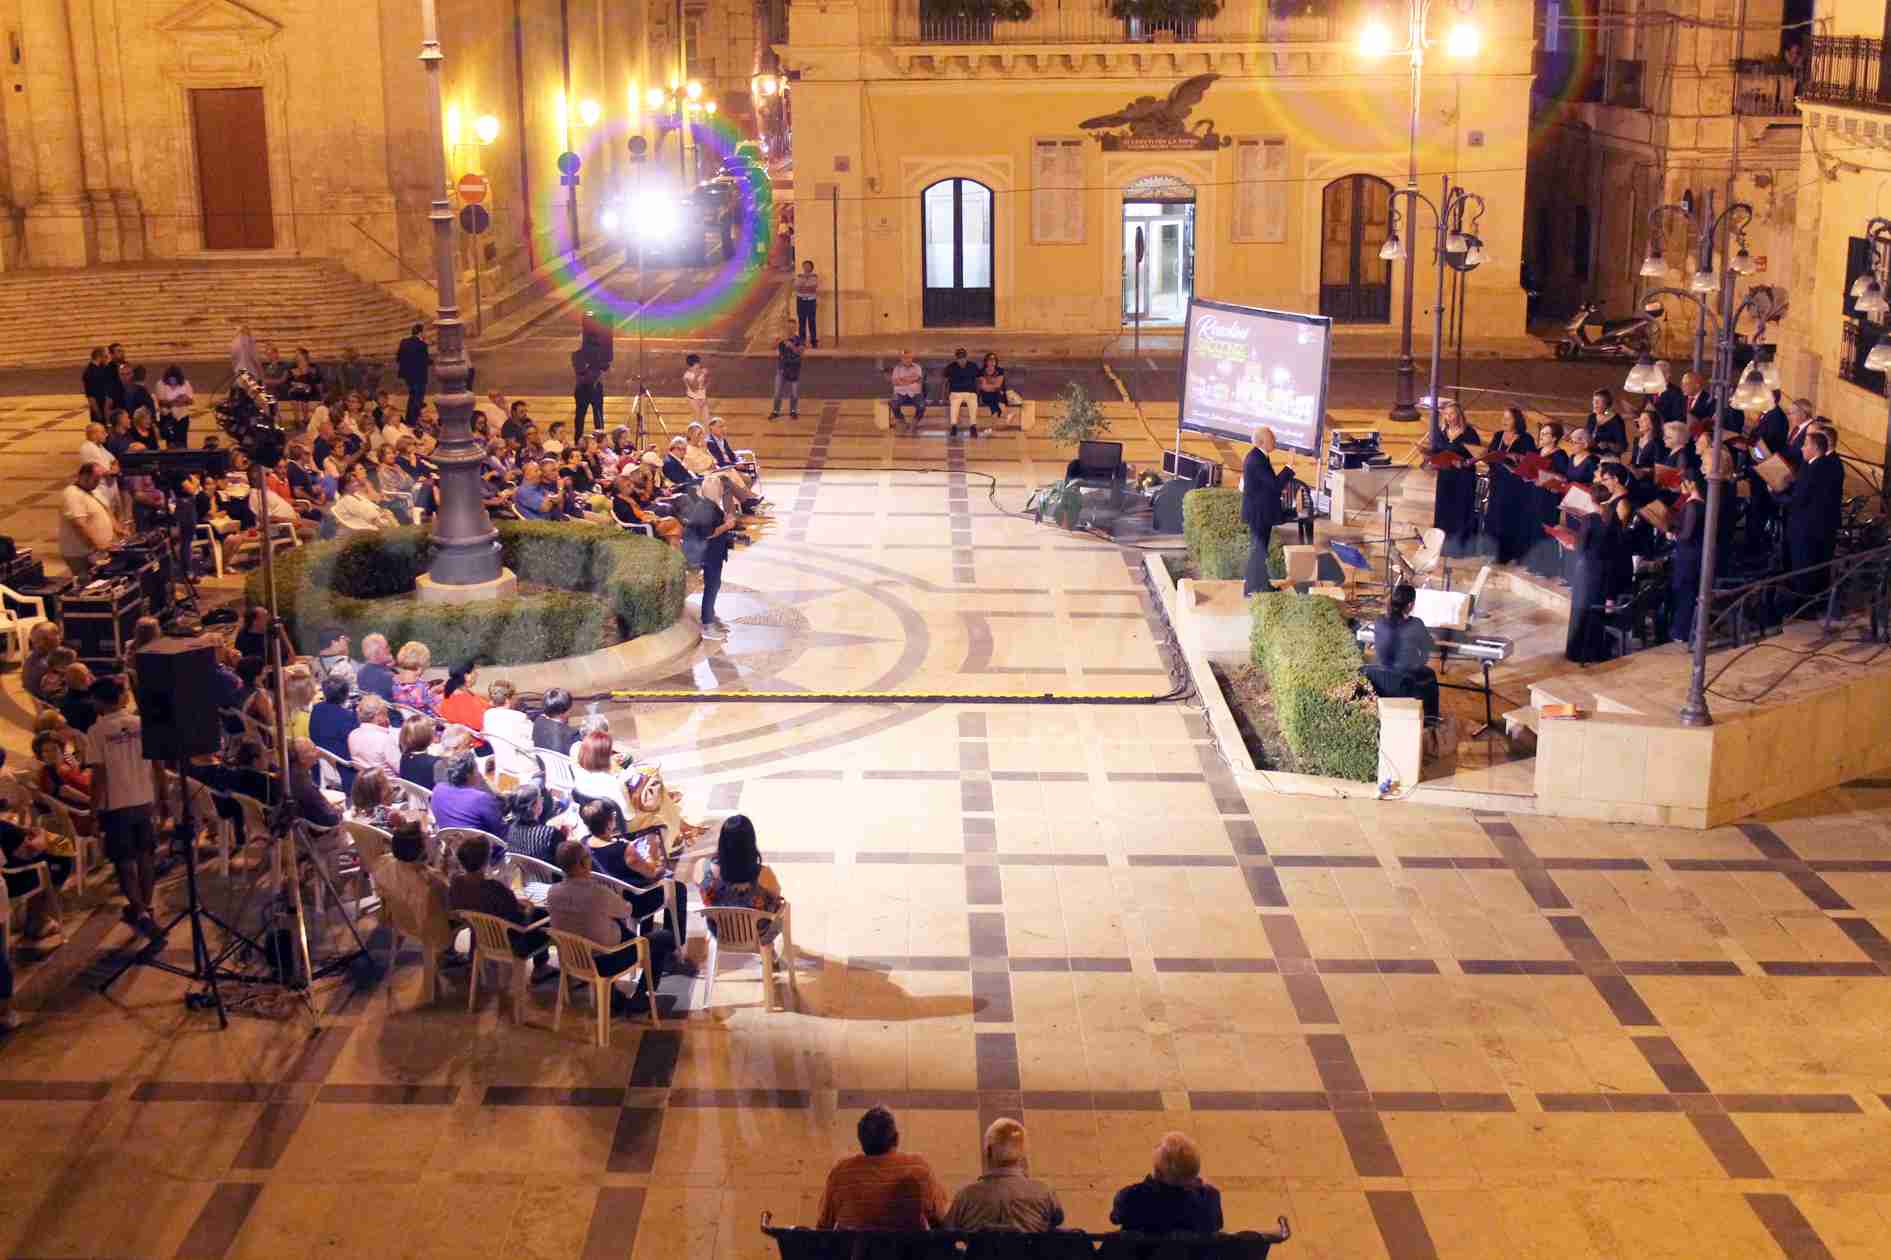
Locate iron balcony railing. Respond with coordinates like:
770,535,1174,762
1800,35,1891,112
877,0,1354,46
1702,525,1891,661
1732,58,1799,116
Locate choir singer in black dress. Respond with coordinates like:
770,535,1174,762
1668,468,1707,646
1482,406,1538,565
1564,462,1633,664
1428,401,1482,557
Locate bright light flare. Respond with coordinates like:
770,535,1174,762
579,98,601,126
474,114,500,144
1358,19,1394,58
1446,23,1480,58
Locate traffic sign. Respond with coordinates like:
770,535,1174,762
456,172,489,204
628,136,648,160
556,151,581,176
458,204,491,235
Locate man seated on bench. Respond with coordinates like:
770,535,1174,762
1366,583,1440,719
817,1105,948,1230
888,352,927,432
944,1118,1065,1233
1111,1131,1223,1235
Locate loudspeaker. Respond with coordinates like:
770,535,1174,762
1152,477,1193,534
1162,450,1222,487
134,636,224,760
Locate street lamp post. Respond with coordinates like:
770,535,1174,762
418,0,501,590
1622,201,1774,726
1378,176,1487,447
1852,216,1891,515
1359,1,1481,423
1640,192,1715,379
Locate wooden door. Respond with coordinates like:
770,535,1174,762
191,88,274,250
921,179,995,327
1318,175,1393,324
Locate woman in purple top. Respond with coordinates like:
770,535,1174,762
428,751,506,837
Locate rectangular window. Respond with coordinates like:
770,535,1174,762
1032,139,1084,244
1843,235,1877,318
1571,205,1591,280
1233,138,1287,243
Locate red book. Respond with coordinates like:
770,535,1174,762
1512,452,1548,480
1425,450,1470,471
1654,465,1683,490
1544,524,1577,550
1536,474,1571,495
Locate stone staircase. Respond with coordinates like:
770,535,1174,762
0,257,427,370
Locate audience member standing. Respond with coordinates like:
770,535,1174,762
794,260,820,346
572,345,606,441
682,354,711,426
396,323,431,428
770,335,803,420
84,677,166,945
60,464,121,580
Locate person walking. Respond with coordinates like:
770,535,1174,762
770,335,804,420
572,344,606,441
396,323,431,428
681,485,737,640
793,260,820,347
682,354,711,426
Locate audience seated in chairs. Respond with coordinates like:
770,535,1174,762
818,1104,949,1229
22,623,62,704
370,820,459,964
482,680,534,753
308,675,359,766
504,783,567,865
1,804,73,950
398,715,441,787
445,831,552,982
391,640,438,715
357,633,397,700
572,727,633,816
698,814,783,946
545,838,671,1015
1111,1131,1223,1235
288,738,341,831
347,694,402,778
436,662,491,732
944,1118,1065,1233
430,750,507,836
347,767,413,833
533,688,580,756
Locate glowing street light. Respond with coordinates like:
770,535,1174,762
1357,19,1394,57
1445,22,1479,57
579,98,601,126
1639,247,1669,279
473,113,500,144
646,86,668,109
685,80,703,101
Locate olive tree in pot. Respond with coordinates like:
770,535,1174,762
1047,381,1111,448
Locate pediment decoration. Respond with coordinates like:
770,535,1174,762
155,0,283,79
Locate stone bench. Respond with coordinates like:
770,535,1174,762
872,399,1036,432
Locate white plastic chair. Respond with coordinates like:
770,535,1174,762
0,585,49,665
193,522,225,579
227,791,277,882
1403,527,1448,588
700,901,797,1011
505,852,562,905
550,929,657,1045
485,731,539,787
393,777,432,812
538,750,578,801
592,869,676,943
1465,562,1492,618
22,788,104,893
1,858,56,959
158,769,224,883
460,909,545,1024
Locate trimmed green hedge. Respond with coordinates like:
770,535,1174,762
1181,487,1284,581
1249,592,1379,782
248,521,686,666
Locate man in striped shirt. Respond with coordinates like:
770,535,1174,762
817,1106,948,1230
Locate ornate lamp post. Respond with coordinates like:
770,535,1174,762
418,0,505,593
1622,201,1780,726
1378,177,1486,447
1358,0,1483,423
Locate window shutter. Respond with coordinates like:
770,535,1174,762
1235,138,1286,242
1032,139,1084,243
1259,138,1287,243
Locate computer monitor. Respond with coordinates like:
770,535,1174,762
1075,440,1124,480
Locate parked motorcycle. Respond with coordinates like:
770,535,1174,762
1555,300,1661,361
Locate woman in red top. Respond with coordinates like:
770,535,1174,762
435,663,491,732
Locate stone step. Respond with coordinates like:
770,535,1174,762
0,258,426,369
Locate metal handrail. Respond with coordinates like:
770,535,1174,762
1801,35,1891,111
349,217,436,288
1700,537,1891,655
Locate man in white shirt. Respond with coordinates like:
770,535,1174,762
250,483,302,530
346,694,402,777
474,391,509,434
84,677,165,943
481,680,537,780
60,464,121,580
330,470,398,534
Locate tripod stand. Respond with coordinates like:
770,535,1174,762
629,378,669,452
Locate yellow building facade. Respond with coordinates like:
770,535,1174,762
1780,0,1891,459
778,0,1533,339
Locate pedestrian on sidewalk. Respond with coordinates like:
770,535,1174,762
771,335,804,420
572,345,606,440
683,354,711,425
944,347,981,439
794,260,820,347
396,324,431,429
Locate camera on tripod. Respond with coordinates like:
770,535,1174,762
217,371,287,467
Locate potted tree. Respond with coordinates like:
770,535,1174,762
918,0,1033,42
1048,381,1110,448
1108,0,1221,41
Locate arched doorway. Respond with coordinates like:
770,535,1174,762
922,178,994,327
1123,175,1196,327
1319,175,1393,323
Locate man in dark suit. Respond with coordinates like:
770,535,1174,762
1750,390,1790,455
1652,364,1686,427
1784,428,1845,606
1240,427,1290,597
1783,397,1818,460
1678,371,1716,425
1744,390,1792,552
396,324,431,428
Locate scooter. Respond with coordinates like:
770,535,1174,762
1555,301,1660,360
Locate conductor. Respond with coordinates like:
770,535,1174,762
1240,427,1292,596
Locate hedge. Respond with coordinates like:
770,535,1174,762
1181,487,1284,581
247,521,686,666
1249,592,1379,782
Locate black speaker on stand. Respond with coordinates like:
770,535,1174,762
132,637,223,761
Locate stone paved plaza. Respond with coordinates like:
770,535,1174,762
3,395,1891,1259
